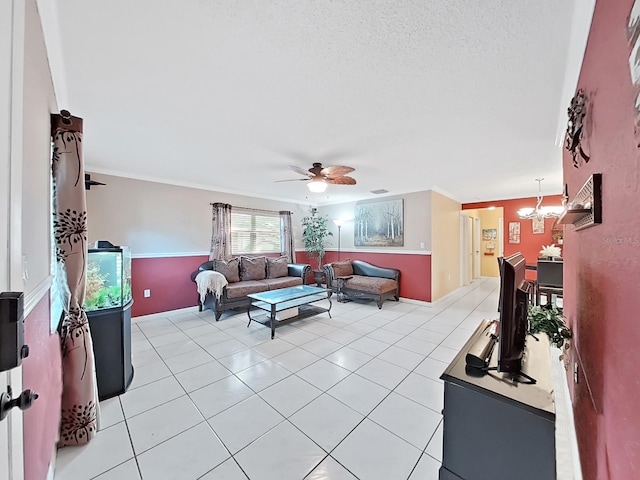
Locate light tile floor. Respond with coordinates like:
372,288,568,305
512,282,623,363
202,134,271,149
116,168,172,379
55,278,576,480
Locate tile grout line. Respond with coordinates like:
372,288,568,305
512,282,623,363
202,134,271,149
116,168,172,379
99,278,499,479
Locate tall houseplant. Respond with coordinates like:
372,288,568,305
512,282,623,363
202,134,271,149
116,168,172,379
301,208,333,280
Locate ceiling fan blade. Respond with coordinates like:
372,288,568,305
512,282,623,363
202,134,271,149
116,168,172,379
325,176,356,185
321,165,355,176
288,165,315,177
274,178,310,183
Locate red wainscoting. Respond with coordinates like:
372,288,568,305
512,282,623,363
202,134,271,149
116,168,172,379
132,251,433,318
561,1,640,478
462,196,563,281
297,250,432,302
131,255,208,317
22,293,62,480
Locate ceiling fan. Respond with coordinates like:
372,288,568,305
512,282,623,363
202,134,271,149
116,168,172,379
277,162,356,193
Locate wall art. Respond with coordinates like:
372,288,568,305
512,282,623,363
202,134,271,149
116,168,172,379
532,217,545,235
508,221,521,244
628,1,640,146
354,198,404,246
482,228,497,241
565,90,590,167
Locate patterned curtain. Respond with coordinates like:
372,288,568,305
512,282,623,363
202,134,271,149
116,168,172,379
210,203,232,260
51,111,99,446
280,211,296,263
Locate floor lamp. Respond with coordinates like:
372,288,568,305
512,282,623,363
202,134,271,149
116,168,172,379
334,219,345,261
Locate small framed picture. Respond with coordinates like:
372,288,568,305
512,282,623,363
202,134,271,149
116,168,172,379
532,218,545,234
508,222,521,244
482,228,497,241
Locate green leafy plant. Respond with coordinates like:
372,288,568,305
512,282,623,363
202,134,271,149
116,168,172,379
528,304,572,349
301,208,333,270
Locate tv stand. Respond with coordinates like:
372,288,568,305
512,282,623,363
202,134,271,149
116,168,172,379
440,320,556,480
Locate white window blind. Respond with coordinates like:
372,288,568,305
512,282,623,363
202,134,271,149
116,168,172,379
231,210,281,255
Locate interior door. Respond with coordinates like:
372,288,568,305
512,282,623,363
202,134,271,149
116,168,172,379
0,1,25,478
473,217,481,279
0,5,10,473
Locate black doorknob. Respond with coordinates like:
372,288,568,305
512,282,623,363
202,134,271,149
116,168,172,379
0,386,38,421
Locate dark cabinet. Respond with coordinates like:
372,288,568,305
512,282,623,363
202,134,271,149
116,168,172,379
439,322,556,480
88,301,134,401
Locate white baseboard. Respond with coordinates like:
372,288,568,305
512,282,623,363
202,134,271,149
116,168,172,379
398,297,432,307
46,444,56,480
132,305,200,322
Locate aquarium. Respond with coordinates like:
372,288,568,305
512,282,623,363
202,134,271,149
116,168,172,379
85,247,132,311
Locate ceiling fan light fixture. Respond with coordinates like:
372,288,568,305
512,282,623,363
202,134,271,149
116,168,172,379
307,180,327,193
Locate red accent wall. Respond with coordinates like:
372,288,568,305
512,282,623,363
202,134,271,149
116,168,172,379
132,250,432,319
131,255,208,317
562,2,640,478
22,293,62,480
463,196,563,280
298,250,432,302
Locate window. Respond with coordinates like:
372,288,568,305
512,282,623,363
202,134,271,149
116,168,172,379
231,210,281,255
50,174,64,332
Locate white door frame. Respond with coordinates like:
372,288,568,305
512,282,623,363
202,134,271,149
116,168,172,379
1,1,26,479
473,217,481,279
498,217,504,257
466,216,473,283
459,213,473,286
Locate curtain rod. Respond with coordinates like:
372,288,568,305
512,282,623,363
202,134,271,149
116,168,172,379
209,203,293,215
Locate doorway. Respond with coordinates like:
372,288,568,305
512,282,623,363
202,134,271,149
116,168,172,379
460,213,474,286
1,1,26,478
463,207,504,277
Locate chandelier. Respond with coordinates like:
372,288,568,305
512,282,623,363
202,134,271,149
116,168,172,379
517,178,564,220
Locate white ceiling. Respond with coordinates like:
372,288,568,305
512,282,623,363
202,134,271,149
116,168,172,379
49,0,583,205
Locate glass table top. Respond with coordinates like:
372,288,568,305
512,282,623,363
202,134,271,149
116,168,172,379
247,285,328,304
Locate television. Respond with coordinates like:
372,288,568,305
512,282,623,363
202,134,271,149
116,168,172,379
497,252,531,376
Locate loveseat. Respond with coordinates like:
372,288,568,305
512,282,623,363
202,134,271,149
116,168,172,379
323,259,400,309
191,256,311,321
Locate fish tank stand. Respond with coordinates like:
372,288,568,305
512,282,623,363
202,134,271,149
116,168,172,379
85,246,134,401
87,301,134,400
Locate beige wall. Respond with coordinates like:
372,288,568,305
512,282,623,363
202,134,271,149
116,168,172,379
86,173,310,255
430,191,461,300
22,0,57,294
317,191,432,252
465,207,503,277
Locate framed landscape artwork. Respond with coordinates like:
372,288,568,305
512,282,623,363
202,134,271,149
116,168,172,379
509,222,521,244
482,228,497,241
354,198,404,246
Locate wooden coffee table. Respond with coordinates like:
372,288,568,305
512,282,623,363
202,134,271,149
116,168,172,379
246,285,332,339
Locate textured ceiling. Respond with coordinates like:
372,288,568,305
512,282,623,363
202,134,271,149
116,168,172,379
52,0,577,205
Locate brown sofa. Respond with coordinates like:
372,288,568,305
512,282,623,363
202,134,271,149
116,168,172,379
323,259,400,309
191,256,311,321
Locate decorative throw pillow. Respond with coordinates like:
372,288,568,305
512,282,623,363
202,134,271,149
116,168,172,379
267,256,289,279
332,259,353,277
213,257,240,283
240,256,267,281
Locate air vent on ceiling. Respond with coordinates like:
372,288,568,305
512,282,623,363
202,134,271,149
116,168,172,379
370,189,388,194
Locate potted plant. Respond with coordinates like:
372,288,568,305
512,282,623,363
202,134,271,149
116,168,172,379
527,304,572,363
301,208,333,285
539,244,562,260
